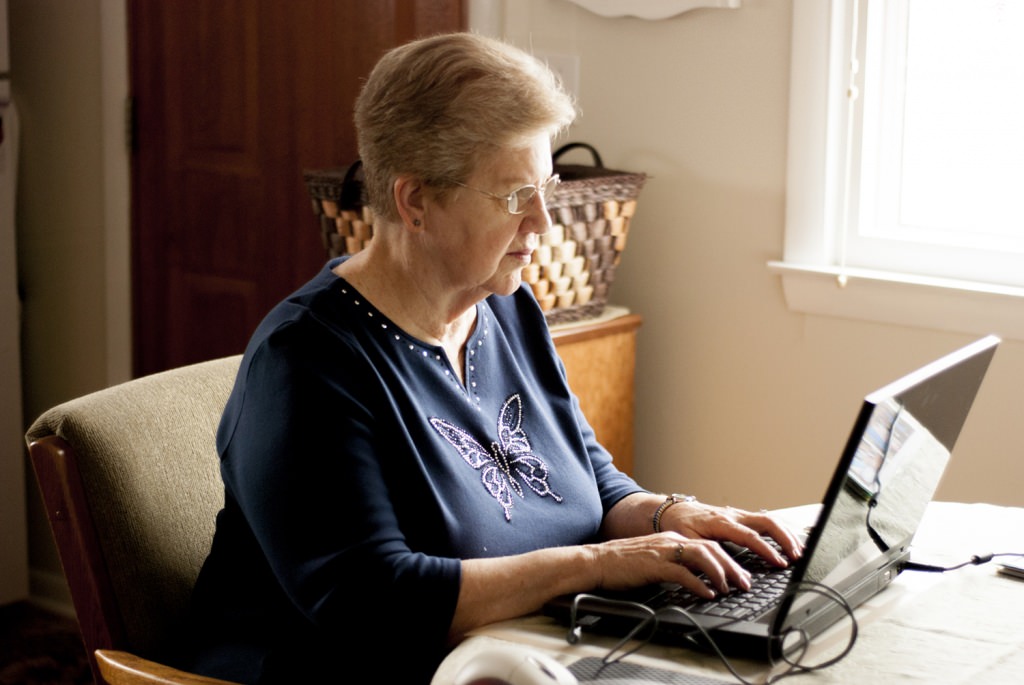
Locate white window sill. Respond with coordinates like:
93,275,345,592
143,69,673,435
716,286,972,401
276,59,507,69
767,261,1024,342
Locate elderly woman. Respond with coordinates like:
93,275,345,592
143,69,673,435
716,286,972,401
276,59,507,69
183,32,802,684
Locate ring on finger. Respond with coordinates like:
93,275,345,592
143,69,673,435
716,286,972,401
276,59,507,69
674,543,686,565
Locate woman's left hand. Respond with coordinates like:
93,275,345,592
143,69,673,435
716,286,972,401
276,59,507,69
660,500,804,567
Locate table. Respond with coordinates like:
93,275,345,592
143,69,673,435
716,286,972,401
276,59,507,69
433,502,1024,684
550,307,642,476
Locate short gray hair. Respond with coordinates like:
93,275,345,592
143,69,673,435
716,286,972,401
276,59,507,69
354,32,577,222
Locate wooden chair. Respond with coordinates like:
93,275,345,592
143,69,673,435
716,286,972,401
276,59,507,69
25,356,243,685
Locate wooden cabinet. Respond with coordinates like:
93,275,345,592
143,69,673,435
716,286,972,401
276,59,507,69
551,310,642,475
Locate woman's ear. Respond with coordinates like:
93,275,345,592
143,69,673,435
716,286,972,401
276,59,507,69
393,175,426,230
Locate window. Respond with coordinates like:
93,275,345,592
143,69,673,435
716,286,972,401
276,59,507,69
773,0,1024,340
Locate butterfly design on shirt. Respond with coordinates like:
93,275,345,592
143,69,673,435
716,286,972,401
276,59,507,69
430,394,563,521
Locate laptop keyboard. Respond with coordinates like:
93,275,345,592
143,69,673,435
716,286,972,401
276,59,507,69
654,541,793,621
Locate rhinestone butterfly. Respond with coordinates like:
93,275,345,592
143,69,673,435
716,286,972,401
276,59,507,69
430,394,563,521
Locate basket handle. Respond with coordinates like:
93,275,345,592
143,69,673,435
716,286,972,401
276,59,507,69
552,142,604,168
340,159,364,208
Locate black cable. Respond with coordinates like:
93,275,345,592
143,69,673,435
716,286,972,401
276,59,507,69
865,495,891,553
770,581,858,676
566,593,658,658
565,580,859,685
902,551,1024,574
863,403,905,554
565,550,1024,681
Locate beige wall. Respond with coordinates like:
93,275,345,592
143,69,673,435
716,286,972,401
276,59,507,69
11,0,1023,607
12,0,129,608
1,0,29,606
493,0,1024,510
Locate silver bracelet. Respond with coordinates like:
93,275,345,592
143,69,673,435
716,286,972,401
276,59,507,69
652,493,696,533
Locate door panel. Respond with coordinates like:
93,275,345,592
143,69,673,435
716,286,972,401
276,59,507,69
129,0,464,376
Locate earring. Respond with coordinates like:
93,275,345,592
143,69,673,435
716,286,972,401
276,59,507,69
413,219,422,226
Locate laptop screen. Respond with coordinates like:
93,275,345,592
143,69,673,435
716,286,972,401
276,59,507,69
776,335,999,632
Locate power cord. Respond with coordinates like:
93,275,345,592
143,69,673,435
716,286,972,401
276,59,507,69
902,551,1024,573
565,580,859,685
564,550,1024,682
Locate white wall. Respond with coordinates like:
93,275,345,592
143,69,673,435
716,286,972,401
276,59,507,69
488,0,1024,510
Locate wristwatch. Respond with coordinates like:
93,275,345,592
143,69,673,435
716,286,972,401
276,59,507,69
652,493,696,533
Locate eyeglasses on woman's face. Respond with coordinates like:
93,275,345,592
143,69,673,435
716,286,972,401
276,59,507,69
452,174,561,215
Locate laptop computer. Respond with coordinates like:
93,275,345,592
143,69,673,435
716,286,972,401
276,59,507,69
544,334,1000,660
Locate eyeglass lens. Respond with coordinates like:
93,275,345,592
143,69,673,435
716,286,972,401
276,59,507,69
509,176,559,214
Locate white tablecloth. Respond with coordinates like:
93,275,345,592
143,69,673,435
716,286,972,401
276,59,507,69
433,502,1024,684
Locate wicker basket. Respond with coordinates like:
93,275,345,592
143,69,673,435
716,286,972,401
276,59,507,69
303,142,647,325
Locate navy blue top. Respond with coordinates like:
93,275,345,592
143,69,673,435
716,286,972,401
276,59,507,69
185,259,644,684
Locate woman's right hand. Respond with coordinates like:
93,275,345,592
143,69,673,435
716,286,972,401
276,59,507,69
453,531,755,640
585,532,753,600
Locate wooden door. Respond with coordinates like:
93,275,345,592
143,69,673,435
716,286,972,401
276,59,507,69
129,1,464,376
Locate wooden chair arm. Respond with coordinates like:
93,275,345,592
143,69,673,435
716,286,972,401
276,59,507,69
95,650,240,685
